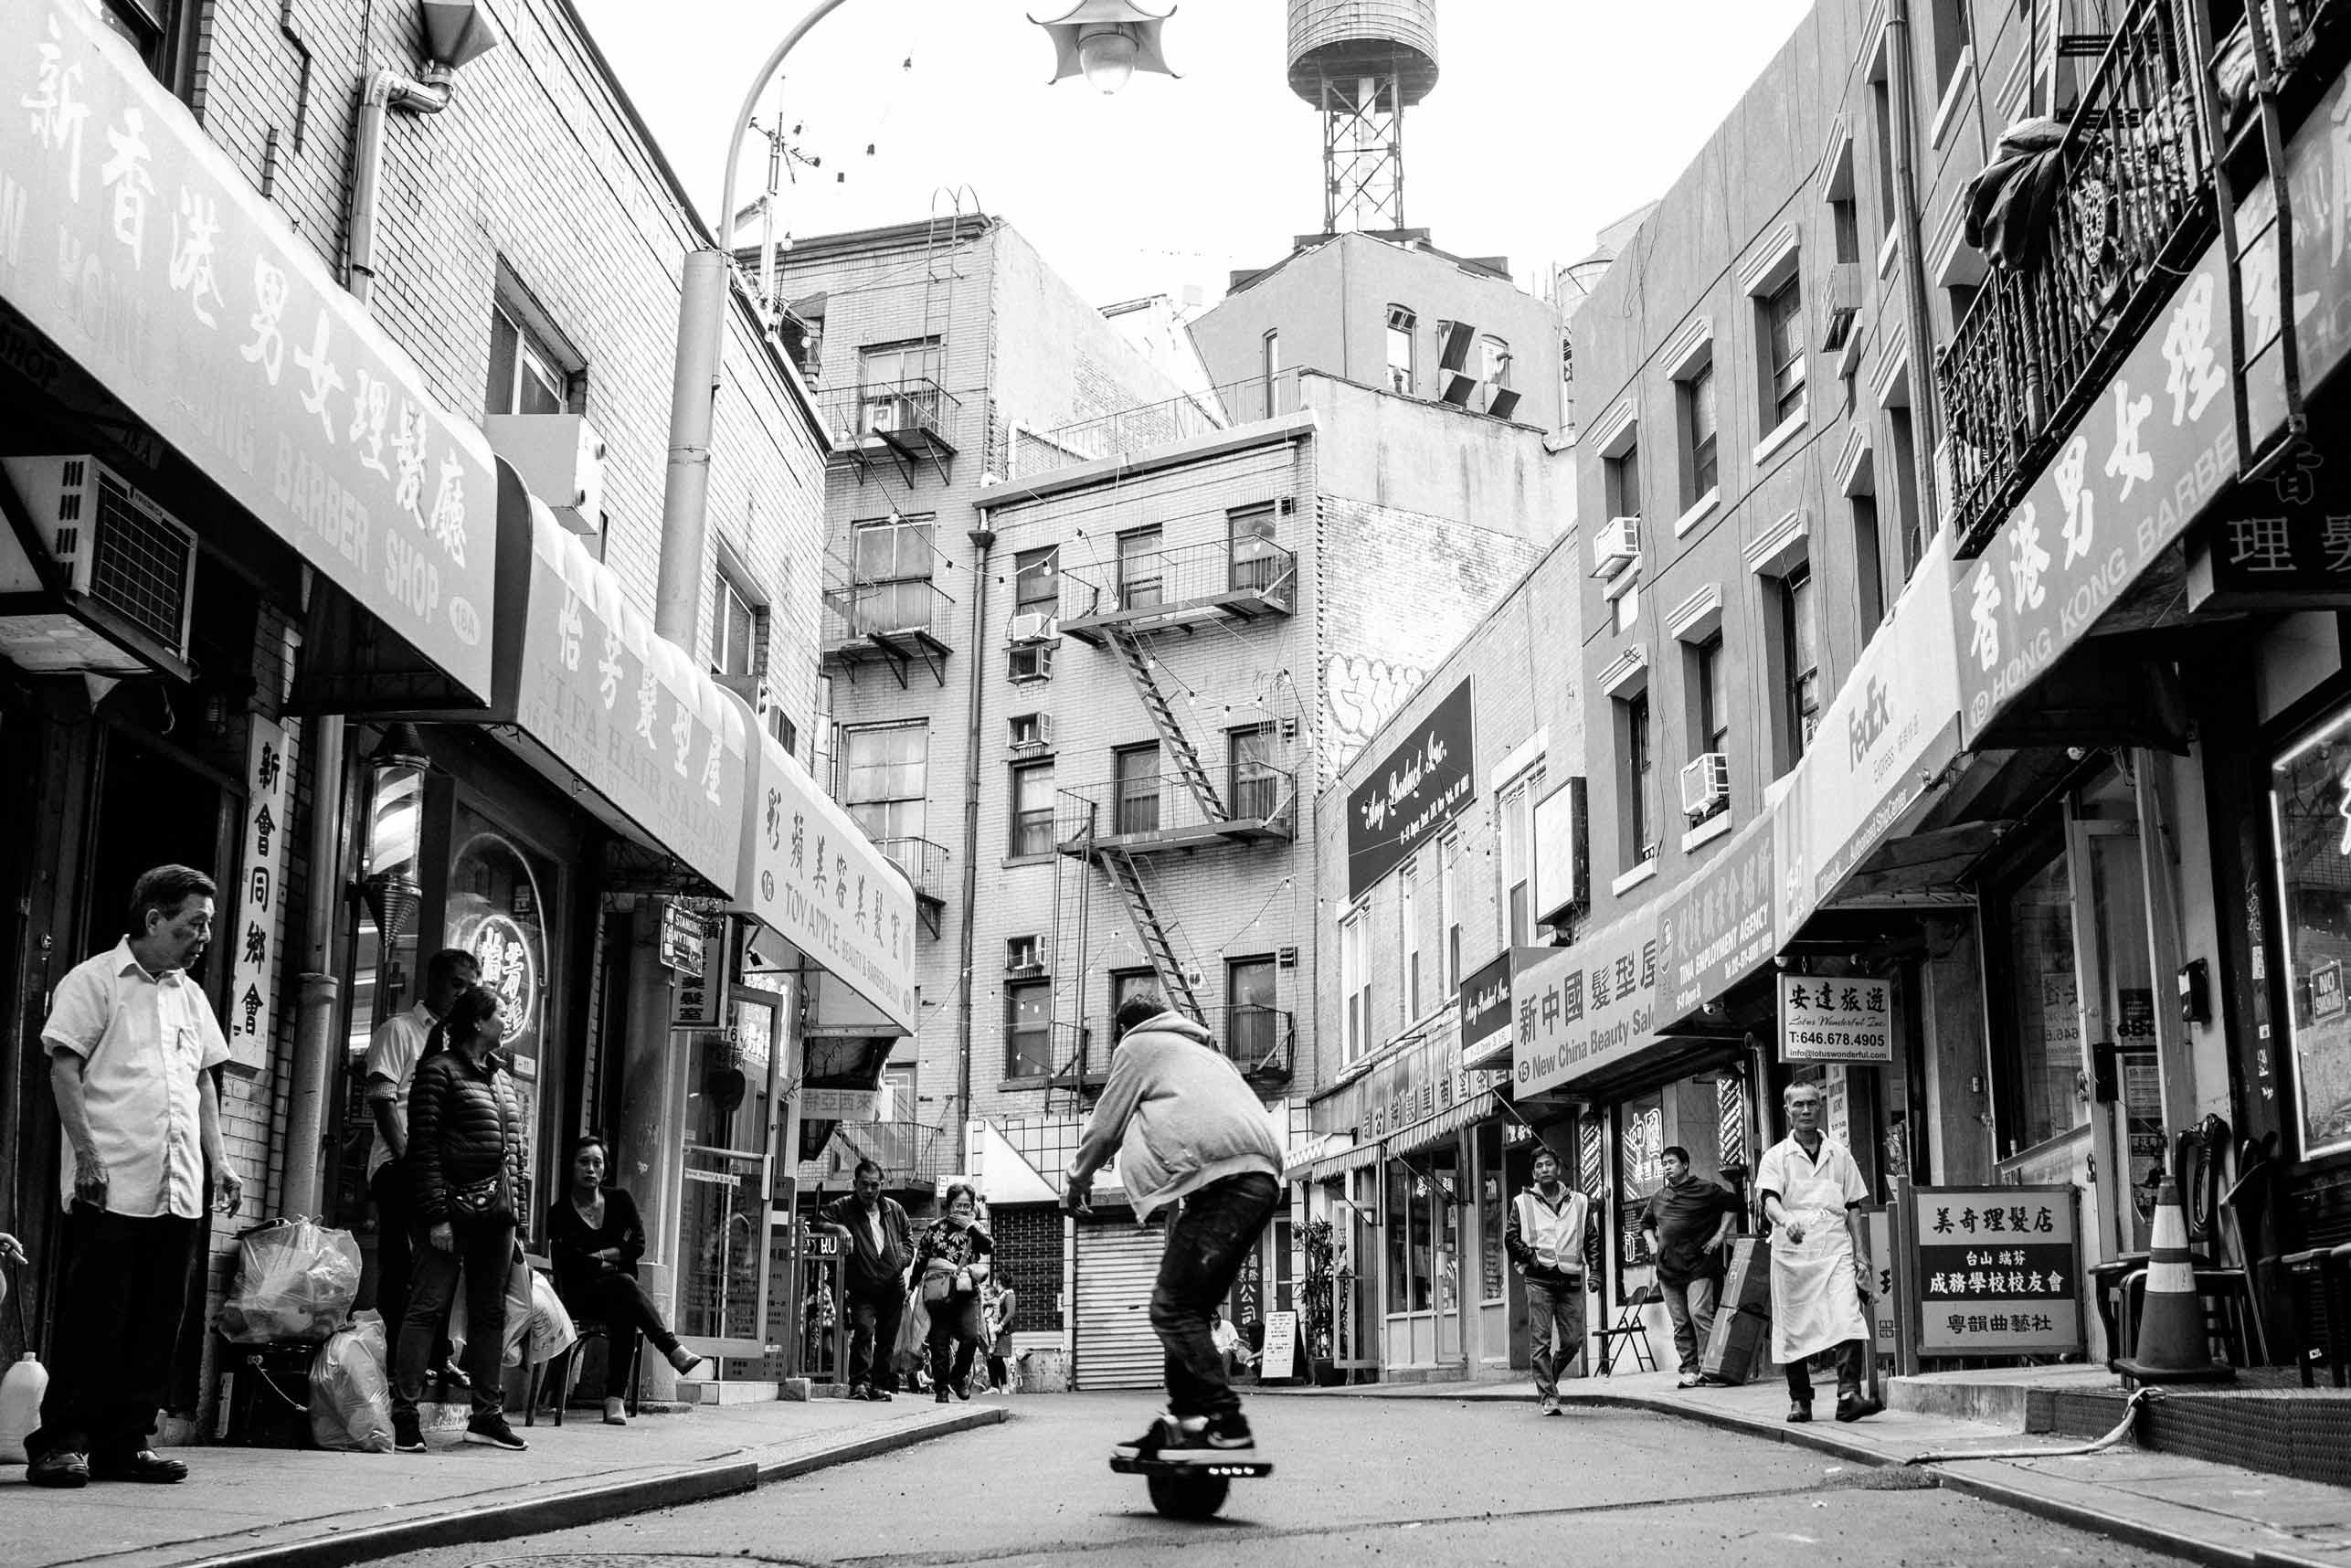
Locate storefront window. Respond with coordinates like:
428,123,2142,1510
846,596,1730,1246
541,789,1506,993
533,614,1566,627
1383,1158,1435,1315
446,817,553,1226
1477,1124,1508,1306
1996,846,2085,1157
1616,1090,1666,1277
2272,712,2351,1159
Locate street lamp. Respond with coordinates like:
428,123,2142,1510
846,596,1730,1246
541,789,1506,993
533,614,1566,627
653,0,1175,645
1032,0,1179,93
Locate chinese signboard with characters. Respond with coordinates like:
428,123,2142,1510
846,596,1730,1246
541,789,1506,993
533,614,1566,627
0,0,497,700
735,719,920,1034
226,715,292,1069
1513,908,1661,1097
2186,438,2351,610
1347,678,1477,900
1778,974,1894,1063
1656,816,1774,1020
1953,241,2240,746
1912,1185,2082,1358
511,500,748,892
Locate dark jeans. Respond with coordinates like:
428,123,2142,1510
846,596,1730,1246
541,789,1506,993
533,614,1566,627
568,1272,683,1397
392,1216,514,1419
28,1206,197,1460
371,1164,458,1367
845,1285,905,1392
1784,1339,1867,1404
926,1295,986,1392
1150,1172,1279,1421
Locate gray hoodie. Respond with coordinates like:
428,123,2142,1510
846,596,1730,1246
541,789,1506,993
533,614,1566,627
1070,1011,1283,1219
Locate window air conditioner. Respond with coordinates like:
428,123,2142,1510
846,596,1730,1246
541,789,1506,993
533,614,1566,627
0,454,197,678
1007,610,1056,644
1679,752,1731,821
1591,514,1641,580
482,413,607,536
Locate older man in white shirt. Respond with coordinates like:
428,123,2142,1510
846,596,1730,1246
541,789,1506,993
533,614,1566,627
1755,1080,1880,1425
27,865,242,1489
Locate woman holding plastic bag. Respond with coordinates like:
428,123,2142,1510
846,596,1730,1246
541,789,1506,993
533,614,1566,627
389,988,528,1456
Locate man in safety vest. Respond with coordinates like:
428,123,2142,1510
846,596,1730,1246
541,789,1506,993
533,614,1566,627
1504,1145,1599,1415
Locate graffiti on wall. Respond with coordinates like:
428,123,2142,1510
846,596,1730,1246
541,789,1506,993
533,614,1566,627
1325,653,1429,772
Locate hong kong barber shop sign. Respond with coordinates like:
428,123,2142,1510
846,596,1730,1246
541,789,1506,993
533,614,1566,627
1348,678,1476,900
1,0,497,701
1513,909,1661,1097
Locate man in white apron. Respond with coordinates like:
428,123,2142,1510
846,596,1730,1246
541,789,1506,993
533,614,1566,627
1754,1081,1880,1424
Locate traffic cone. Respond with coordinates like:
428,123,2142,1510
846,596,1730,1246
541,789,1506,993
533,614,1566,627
2114,1176,2234,1385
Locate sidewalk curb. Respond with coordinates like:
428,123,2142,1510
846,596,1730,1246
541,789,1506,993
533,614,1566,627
114,1405,1008,1568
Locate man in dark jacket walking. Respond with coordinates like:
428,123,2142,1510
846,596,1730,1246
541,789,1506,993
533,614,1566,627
816,1160,914,1400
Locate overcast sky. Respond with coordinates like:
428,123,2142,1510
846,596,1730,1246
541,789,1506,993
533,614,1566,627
572,0,1815,310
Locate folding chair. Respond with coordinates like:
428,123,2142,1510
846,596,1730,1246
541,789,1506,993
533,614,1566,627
1594,1285,1660,1375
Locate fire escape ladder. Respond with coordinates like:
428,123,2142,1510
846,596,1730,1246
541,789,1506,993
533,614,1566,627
1097,845,1203,1022
1107,622,1224,821
2203,0,2306,478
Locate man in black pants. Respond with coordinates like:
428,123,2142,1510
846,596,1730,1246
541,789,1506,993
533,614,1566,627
365,946,477,1383
816,1160,914,1400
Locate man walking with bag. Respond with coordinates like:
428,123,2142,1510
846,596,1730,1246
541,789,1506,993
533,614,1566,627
29,865,243,1489
1505,1146,1597,1416
816,1160,914,1401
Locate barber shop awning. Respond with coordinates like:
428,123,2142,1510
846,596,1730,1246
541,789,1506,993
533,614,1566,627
1387,1087,1504,1157
1283,1140,1381,1184
735,716,919,1034
3,0,498,702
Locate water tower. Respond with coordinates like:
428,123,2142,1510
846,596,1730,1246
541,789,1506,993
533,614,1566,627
1287,0,1438,235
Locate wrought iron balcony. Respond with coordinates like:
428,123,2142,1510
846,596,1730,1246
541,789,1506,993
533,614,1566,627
1936,0,2212,555
872,836,948,936
1223,1004,1294,1080
1053,766,1297,854
820,376,961,475
1018,368,1305,478
820,571,952,686
1057,536,1297,641
829,1118,958,1184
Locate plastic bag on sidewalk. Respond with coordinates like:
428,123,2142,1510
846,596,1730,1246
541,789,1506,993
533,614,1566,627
310,1313,394,1453
217,1220,363,1344
447,1249,538,1369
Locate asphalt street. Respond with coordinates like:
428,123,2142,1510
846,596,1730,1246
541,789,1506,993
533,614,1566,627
370,1392,2187,1568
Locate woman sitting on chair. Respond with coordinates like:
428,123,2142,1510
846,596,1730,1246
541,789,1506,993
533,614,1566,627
547,1134,704,1425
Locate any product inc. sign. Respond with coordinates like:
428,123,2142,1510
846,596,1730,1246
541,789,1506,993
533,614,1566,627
1347,678,1477,900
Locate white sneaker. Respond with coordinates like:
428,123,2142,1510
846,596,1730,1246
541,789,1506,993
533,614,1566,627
1676,1372,1705,1388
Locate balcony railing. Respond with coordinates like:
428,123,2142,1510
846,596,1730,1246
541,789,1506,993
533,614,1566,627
821,572,952,649
1018,368,1307,479
819,376,962,458
1223,1004,1294,1078
872,836,948,905
1054,766,1296,852
831,1118,958,1183
1937,0,2212,554
1058,536,1297,636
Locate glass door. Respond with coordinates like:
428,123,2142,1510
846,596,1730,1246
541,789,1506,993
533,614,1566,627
676,984,785,1360
1432,1143,1464,1363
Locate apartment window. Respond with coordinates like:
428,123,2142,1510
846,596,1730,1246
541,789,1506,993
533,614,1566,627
1228,957,1279,1070
1831,195,1861,266
1006,980,1053,1078
1010,759,1055,857
1779,562,1822,764
713,569,759,681
1604,445,1642,522
1117,526,1164,609
1229,725,1279,821
1111,967,1160,1028
1498,769,1542,948
1113,743,1160,836
1888,405,1926,581
1438,832,1464,994
1385,305,1417,394
842,723,928,842
96,0,197,90
1013,546,1058,616
487,300,574,418
1946,281,1981,334
1692,633,1731,760
1481,335,1513,389
1679,358,1719,506
858,337,944,434
1928,0,1968,90
1340,905,1371,1063
1870,79,1900,239
879,1063,916,1120
1759,274,1806,429
1621,693,1657,864
1008,712,1051,750
1006,934,1042,971
1851,489,1888,639
1229,503,1279,592
1402,856,1425,1020
1612,579,1641,635
851,515,937,634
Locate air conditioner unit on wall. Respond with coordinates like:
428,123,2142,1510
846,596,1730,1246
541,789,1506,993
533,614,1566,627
1591,514,1641,580
1007,611,1056,644
483,413,607,535
0,454,198,679
1680,752,1731,822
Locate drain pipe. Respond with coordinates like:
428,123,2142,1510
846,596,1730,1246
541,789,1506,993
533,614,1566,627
344,64,463,309
1887,0,1945,535
956,525,995,1129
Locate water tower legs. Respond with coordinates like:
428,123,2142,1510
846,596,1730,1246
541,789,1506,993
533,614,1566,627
1318,71,1407,234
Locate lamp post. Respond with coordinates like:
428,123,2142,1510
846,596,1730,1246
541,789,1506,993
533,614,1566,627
652,0,1175,646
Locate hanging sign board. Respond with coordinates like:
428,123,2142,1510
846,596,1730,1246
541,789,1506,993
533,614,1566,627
797,1086,881,1122
1911,1185,2083,1358
1777,974,1895,1063
226,715,293,1071
660,901,709,976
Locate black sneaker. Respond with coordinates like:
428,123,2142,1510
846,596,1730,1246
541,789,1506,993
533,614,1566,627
867,1385,894,1402
1159,1410,1253,1464
393,1413,426,1454
463,1414,527,1451
1111,1412,1200,1462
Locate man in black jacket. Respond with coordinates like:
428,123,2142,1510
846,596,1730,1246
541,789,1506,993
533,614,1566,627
816,1160,914,1400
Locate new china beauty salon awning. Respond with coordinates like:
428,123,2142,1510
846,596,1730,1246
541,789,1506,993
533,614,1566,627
1,0,497,702
1512,908,1668,1100
302,462,748,894
733,722,920,1037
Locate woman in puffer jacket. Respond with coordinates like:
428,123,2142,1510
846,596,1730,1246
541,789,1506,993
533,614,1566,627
388,986,529,1455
